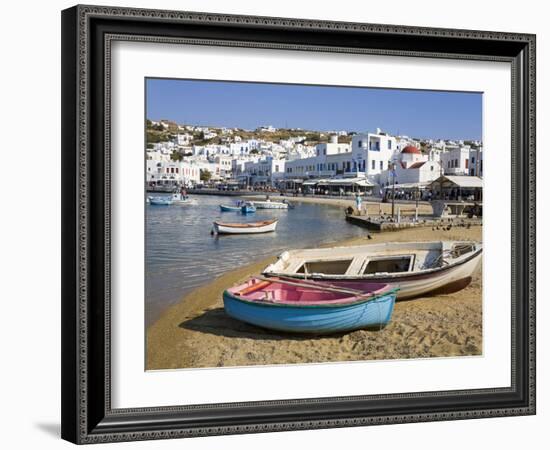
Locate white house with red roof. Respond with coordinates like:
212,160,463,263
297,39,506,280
379,145,442,186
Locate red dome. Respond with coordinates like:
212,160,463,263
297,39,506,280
401,145,421,154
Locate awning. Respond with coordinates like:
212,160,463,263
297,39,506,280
428,175,483,189
383,182,430,190
303,179,320,186
318,177,373,187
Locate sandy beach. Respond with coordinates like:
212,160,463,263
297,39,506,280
147,224,482,370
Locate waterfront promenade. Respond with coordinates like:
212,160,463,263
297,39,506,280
242,193,435,216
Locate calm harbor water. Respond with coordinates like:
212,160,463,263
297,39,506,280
145,195,367,326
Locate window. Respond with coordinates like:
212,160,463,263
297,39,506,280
371,159,375,170
388,140,392,149
465,159,469,169
358,140,362,148
380,161,383,170
430,165,434,171
471,156,475,164
363,256,413,274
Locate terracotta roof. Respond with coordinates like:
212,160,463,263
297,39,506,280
401,145,421,154
408,162,426,169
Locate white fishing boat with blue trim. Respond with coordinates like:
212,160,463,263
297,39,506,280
171,193,197,205
148,196,173,206
263,241,482,300
252,200,289,209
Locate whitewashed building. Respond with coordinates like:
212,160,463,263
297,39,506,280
441,145,483,175
350,130,397,180
213,155,233,179
468,147,483,176
379,145,442,186
239,157,286,186
174,133,193,146
146,160,200,186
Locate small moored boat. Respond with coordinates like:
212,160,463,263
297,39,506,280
263,241,482,299
212,219,278,235
148,196,173,206
171,193,197,205
223,277,397,334
252,200,289,210
220,204,242,212
241,202,257,214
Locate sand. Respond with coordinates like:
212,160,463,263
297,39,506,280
146,225,482,370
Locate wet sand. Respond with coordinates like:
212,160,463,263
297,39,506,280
147,225,482,370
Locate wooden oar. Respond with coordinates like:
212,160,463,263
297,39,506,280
255,275,369,297
273,275,370,296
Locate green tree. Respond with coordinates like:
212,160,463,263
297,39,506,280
171,151,183,161
200,169,212,182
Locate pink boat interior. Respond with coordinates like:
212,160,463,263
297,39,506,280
228,278,390,306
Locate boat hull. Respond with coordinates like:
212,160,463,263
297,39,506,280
296,255,481,299
148,196,172,206
263,241,482,300
241,206,256,214
213,220,278,234
252,201,288,209
220,205,241,212
173,198,197,205
223,291,395,334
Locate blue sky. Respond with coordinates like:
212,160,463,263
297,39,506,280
146,78,482,141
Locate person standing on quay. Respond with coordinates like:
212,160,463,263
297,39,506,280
355,193,363,214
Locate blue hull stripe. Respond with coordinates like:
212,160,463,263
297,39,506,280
223,292,396,334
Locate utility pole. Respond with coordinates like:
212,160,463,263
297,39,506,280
391,163,396,218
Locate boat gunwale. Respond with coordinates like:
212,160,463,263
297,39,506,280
214,219,278,228
223,287,398,309
263,245,482,282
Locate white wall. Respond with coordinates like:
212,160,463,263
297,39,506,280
0,1,546,450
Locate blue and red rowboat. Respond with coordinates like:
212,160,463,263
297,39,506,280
223,276,397,334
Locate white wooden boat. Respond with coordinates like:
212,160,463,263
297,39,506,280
213,219,278,235
263,241,482,299
252,200,289,209
171,193,197,205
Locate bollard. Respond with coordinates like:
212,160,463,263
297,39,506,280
415,206,418,222
397,207,401,224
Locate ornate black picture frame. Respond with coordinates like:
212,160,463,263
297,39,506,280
61,4,536,444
